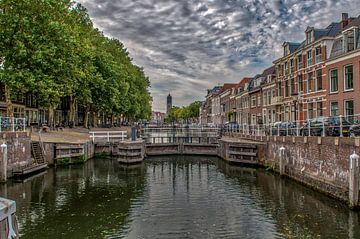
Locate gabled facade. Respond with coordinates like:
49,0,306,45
274,16,343,123
325,14,360,121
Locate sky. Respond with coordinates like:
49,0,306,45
76,0,360,112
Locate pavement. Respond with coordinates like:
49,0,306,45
31,127,131,144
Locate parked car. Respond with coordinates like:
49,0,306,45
270,122,283,135
300,116,351,136
350,121,360,137
223,122,239,132
270,122,297,136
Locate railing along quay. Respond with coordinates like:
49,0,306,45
90,131,127,143
223,114,360,138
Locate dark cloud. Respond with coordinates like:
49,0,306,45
78,0,359,111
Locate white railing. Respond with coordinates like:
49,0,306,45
223,114,360,138
0,117,26,132
89,131,127,142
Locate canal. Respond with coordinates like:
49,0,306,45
2,156,360,238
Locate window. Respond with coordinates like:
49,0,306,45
284,62,289,75
345,100,354,122
307,72,314,92
278,82,282,96
330,69,338,92
316,102,323,117
251,96,256,108
290,78,295,95
290,59,294,73
298,74,303,92
297,54,303,69
330,102,339,116
315,46,322,63
284,46,289,56
257,95,261,107
268,91,271,105
263,93,267,106
308,103,314,119
316,69,322,91
307,50,312,66
344,65,353,90
346,31,355,52
306,31,313,44
285,80,289,97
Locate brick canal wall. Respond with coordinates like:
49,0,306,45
0,132,31,175
260,136,359,203
223,133,360,207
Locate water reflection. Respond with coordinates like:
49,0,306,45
0,156,358,239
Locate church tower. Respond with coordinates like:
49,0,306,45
166,93,172,115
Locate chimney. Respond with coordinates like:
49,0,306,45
342,13,349,29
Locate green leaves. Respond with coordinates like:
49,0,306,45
0,0,151,119
165,101,202,123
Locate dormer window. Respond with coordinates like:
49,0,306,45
306,30,313,44
283,44,289,56
345,30,355,52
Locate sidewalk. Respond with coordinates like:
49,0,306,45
31,127,131,144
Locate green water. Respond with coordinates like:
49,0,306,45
1,156,359,238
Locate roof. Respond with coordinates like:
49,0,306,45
312,22,341,41
343,15,360,31
218,83,237,94
236,77,252,88
207,86,222,95
262,66,275,76
288,42,302,53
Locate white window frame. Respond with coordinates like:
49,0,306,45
344,64,354,91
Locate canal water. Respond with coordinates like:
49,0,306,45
2,156,360,239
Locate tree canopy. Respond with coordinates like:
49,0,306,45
0,0,151,124
165,101,202,123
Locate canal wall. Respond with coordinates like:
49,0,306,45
222,133,360,208
42,141,94,166
0,132,32,179
260,136,359,206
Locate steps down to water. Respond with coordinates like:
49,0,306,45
31,142,45,164
12,142,47,177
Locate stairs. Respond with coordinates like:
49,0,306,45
12,141,47,177
31,142,45,164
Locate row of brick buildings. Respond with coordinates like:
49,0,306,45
200,13,360,126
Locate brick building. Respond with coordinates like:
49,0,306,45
326,14,360,120
201,13,360,128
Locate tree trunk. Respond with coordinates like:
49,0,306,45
5,85,13,117
48,106,54,128
83,106,90,128
111,114,115,127
93,112,98,127
69,95,76,126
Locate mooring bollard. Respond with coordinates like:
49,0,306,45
279,146,285,176
0,143,7,182
349,152,360,209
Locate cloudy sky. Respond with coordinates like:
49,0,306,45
77,0,360,112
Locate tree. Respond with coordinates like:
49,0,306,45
0,0,152,127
